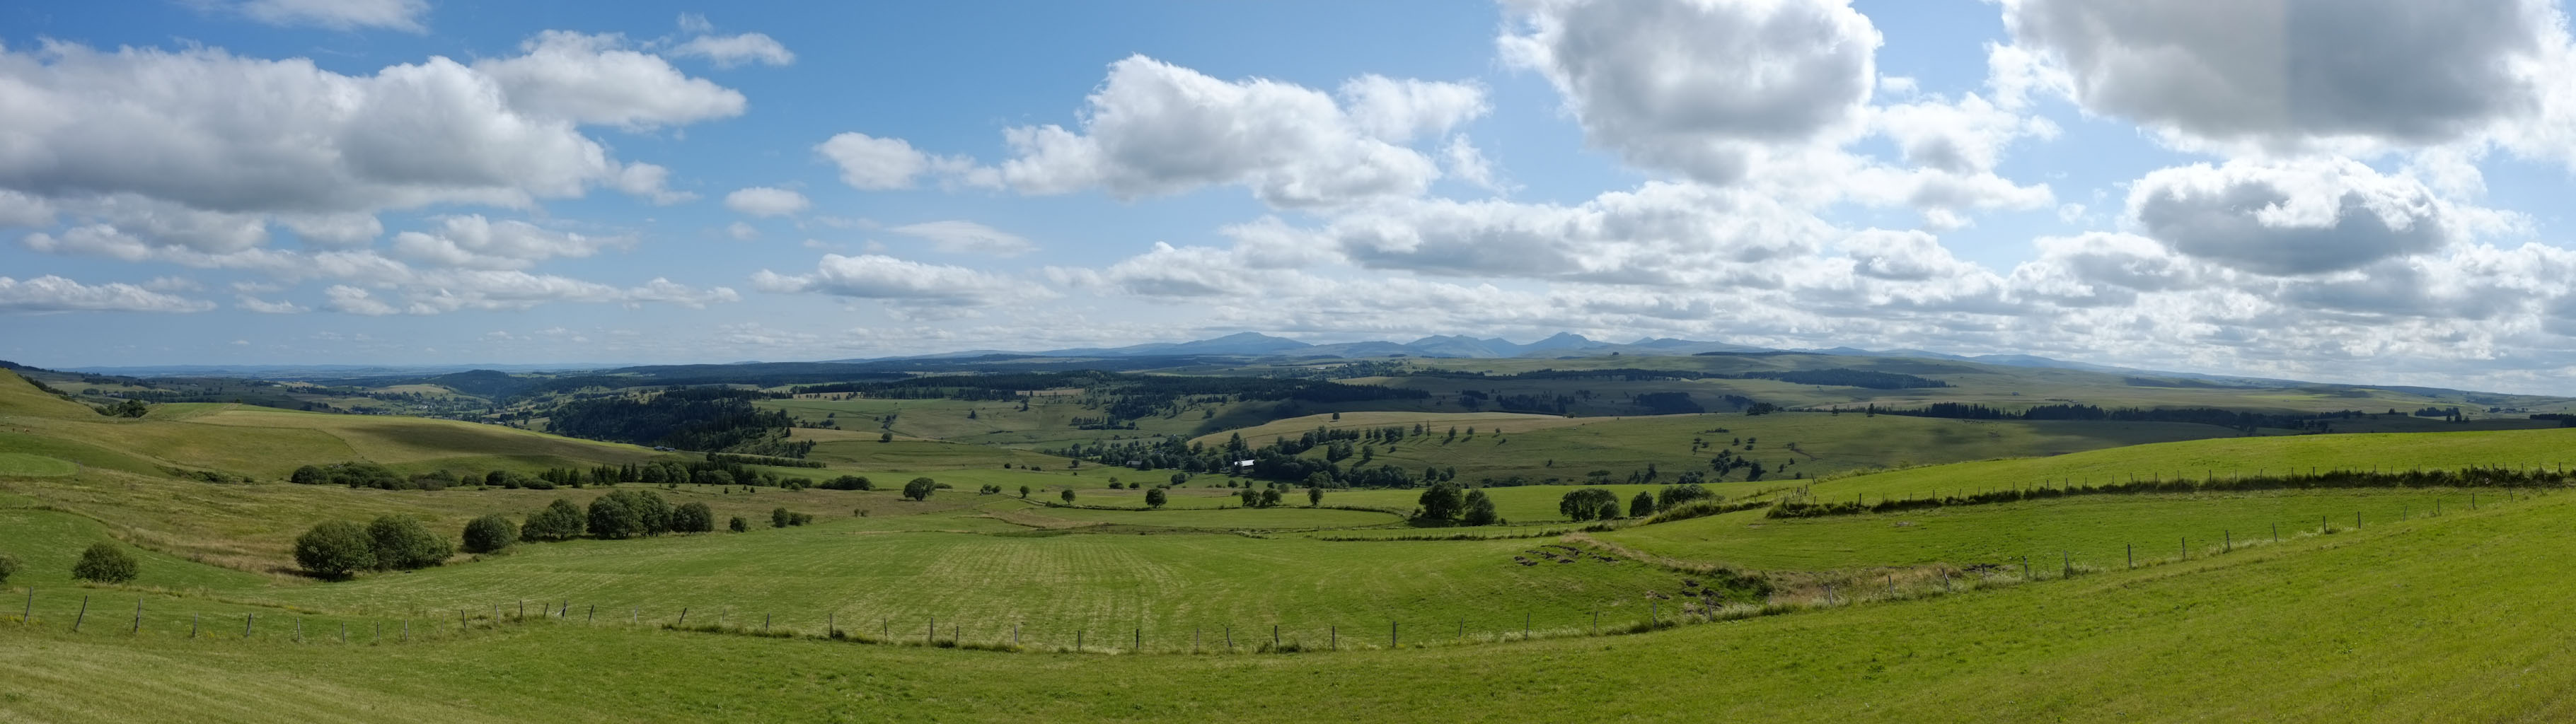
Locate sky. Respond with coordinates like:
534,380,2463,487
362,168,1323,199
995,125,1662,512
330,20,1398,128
5,1,2576,394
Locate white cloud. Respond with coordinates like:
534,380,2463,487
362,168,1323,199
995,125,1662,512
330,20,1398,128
1498,0,1881,185
0,37,737,223
723,186,810,218
886,221,1036,257
1997,0,2563,152
727,221,760,241
388,215,628,269
993,55,1460,207
0,274,213,313
2127,158,2459,275
1338,75,1488,143
752,254,1036,305
473,31,747,131
236,0,428,33
815,132,973,190
236,295,307,313
1442,135,1508,193
673,33,795,67
611,162,696,205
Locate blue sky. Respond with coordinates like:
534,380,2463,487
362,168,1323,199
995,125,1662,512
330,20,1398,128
5,1,2576,394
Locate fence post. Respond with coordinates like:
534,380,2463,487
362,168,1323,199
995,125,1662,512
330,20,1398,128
72,595,86,632
1133,627,1140,652
1331,625,1336,650
1273,624,1278,648
2322,515,2328,534
1942,568,1953,592
1392,621,1398,648
294,618,301,642
192,613,200,638
2062,551,2071,578
246,612,255,637
678,607,688,626
340,622,347,643
22,588,30,624
2224,531,2231,553
2127,544,2133,569
132,597,142,634
928,616,935,643
2272,522,2278,543
1524,612,1531,639
763,613,770,633
589,605,595,624
1223,624,1229,649
1078,630,1083,650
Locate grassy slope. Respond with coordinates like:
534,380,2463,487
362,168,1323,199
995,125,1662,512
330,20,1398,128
1283,413,2241,503
1813,426,2576,501
4,493,2571,722
1598,488,2520,571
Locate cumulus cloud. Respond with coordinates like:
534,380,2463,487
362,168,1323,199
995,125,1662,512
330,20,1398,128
1498,0,1881,184
0,37,736,221
993,55,1469,207
672,33,795,67
235,0,428,33
814,132,973,190
2127,158,2456,275
752,254,1036,305
388,215,628,269
0,274,213,313
1321,182,1835,286
723,186,810,218
885,221,1035,257
235,295,307,313
473,31,747,130
1997,0,2562,151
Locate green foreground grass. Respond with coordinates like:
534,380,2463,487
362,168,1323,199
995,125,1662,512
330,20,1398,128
6,491,2572,722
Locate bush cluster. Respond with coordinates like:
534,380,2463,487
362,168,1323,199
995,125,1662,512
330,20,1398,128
292,515,451,578
73,542,139,583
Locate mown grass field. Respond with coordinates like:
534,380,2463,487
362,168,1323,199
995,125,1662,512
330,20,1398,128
1596,487,2533,571
5,491,2572,722
1811,426,2576,501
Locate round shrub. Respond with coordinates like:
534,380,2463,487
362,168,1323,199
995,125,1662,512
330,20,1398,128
461,515,518,554
0,552,21,585
521,498,587,542
902,477,937,501
728,516,748,532
671,502,715,533
367,515,453,570
72,542,140,584
294,520,376,578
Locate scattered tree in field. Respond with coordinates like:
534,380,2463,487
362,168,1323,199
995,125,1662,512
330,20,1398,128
1595,500,1622,520
772,507,792,528
1461,489,1501,526
0,553,18,585
879,431,894,443
1307,486,1323,507
1169,472,1187,486
461,515,519,554
1061,489,1076,503
1108,481,1124,489
72,542,139,584
728,516,749,532
1629,491,1656,518
903,477,938,501
367,515,453,570
670,503,715,533
1238,487,1259,507
521,498,587,541
1416,482,1463,521
1260,488,1283,507
294,522,374,578
588,489,674,538
1145,487,1168,508
1019,485,1032,498
1558,488,1620,521
1656,484,1716,512
820,475,873,491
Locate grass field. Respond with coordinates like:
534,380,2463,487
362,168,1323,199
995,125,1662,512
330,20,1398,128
15,363,2576,722
1811,426,2576,501
4,491,2572,722
1597,488,2529,571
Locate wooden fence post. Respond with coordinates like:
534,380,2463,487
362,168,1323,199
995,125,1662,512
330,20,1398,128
72,595,86,632
22,588,30,624
677,607,688,626
246,612,255,637
2127,544,2133,569
191,613,200,638
132,597,142,634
